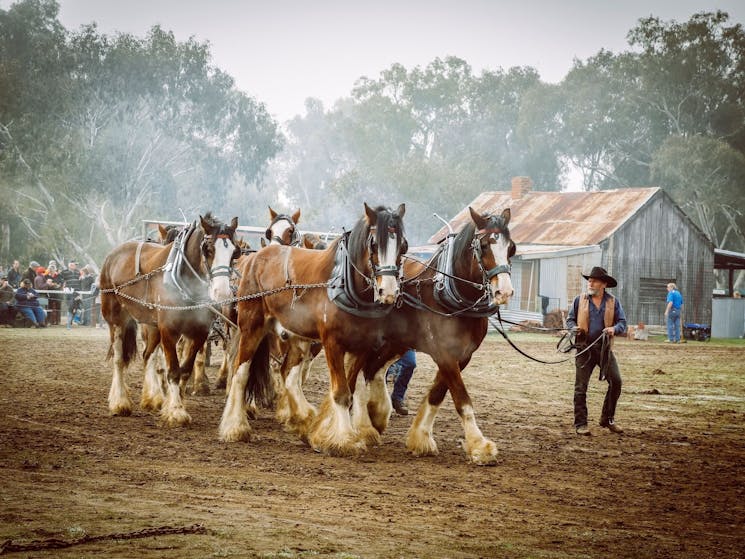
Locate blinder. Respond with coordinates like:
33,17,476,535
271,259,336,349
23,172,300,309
266,214,301,246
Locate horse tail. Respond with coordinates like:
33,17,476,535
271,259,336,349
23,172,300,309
247,334,275,408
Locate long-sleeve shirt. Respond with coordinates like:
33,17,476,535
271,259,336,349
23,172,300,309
15,286,41,308
566,291,627,343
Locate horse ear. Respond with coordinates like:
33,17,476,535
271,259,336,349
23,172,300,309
260,237,267,248
469,207,487,230
269,206,278,220
364,202,377,225
230,216,238,231
303,236,313,249
199,215,209,233
158,224,168,242
292,209,301,224
396,203,406,218
501,208,511,226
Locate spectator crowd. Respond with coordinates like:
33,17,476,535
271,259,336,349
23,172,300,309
0,258,99,328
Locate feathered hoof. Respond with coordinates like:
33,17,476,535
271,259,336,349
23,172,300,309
314,440,366,457
406,429,439,457
464,439,499,466
308,433,366,457
160,407,192,428
109,405,133,417
189,383,210,397
140,395,163,412
357,425,383,447
219,422,252,443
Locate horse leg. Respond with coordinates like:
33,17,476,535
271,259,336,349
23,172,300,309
108,321,136,416
217,329,238,392
219,328,265,442
308,341,365,456
277,340,317,438
350,365,384,447
140,326,165,412
406,370,449,457
159,331,192,427
365,364,393,435
445,363,498,465
189,342,210,396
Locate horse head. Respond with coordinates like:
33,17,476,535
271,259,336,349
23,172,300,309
358,202,407,305
470,207,515,306
199,213,240,302
266,207,301,246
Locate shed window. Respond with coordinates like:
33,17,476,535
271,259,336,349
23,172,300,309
639,277,675,304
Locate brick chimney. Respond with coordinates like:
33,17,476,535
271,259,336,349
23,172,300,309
511,176,532,199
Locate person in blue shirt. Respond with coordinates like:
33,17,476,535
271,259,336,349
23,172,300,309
385,349,416,416
664,283,684,343
566,267,627,436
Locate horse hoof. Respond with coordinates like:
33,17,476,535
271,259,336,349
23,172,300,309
190,384,210,397
109,407,133,417
160,409,192,427
465,440,499,466
220,425,252,443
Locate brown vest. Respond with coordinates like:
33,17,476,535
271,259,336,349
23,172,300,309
577,292,616,347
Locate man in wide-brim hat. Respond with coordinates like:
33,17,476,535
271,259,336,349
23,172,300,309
566,266,627,436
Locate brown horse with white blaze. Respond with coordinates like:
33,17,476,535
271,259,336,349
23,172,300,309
347,207,515,464
99,213,239,426
220,203,407,455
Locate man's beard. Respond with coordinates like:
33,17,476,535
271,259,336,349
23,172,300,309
587,287,598,296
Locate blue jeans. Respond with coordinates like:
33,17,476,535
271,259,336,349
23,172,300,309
17,306,46,326
387,349,416,402
667,308,681,342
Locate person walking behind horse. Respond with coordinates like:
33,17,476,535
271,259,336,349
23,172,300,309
664,283,684,344
566,267,627,436
385,349,417,415
15,278,47,328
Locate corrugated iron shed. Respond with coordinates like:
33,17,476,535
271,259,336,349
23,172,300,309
428,187,660,246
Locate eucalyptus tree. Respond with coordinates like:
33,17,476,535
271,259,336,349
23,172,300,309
0,0,282,266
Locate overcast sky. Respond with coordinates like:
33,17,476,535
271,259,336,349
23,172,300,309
7,1,745,122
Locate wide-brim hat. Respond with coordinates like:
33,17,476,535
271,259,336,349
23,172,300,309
582,266,617,288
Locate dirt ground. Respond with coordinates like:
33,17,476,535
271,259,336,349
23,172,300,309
1,326,743,558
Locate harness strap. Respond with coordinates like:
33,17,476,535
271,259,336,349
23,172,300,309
134,242,145,276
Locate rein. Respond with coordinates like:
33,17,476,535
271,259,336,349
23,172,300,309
491,308,608,364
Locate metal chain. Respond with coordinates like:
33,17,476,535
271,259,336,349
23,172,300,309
103,278,330,312
0,524,206,554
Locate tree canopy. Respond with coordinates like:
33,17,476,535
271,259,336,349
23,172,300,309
1,2,744,265
1,0,282,267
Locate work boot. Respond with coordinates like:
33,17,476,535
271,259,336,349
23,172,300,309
392,399,409,416
575,424,591,436
599,416,624,434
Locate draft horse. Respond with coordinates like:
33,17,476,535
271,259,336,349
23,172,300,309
99,213,240,426
220,203,407,455
347,207,515,464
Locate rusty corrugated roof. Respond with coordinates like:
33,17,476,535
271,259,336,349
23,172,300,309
428,187,661,246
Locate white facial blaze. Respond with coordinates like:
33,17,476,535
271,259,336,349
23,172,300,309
492,235,514,306
209,238,235,302
269,220,292,245
376,232,399,304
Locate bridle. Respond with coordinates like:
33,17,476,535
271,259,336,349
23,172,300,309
201,231,240,280
266,214,301,247
367,223,406,282
475,220,514,281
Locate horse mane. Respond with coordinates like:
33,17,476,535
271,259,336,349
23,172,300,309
449,210,512,266
450,220,477,264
